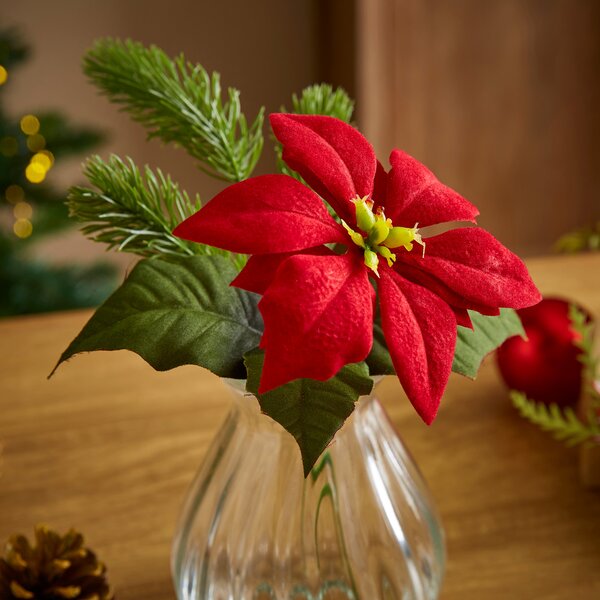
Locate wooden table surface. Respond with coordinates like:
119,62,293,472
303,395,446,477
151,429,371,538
1,253,599,600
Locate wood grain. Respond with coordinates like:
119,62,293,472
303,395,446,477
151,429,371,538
356,0,600,256
1,253,599,599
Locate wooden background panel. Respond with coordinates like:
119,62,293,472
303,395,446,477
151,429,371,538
356,0,600,256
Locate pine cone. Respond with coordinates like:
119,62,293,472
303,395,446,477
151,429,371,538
0,525,113,600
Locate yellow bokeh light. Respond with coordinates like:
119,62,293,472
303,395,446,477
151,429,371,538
0,66,7,85
13,218,33,239
27,134,46,152
5,184,25,204
13,201,33,220
20,114,40,135
25,162,46,184
0,136,18,157
39,149,55,166
31,152,53,171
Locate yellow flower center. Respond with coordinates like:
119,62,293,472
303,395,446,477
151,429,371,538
342,196,425,277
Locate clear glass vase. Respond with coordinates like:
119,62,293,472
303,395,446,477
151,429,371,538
171,379,445,600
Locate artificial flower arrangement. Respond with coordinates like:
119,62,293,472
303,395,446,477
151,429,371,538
51,39,541,476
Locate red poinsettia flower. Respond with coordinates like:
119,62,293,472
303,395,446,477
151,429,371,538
174,114,541,424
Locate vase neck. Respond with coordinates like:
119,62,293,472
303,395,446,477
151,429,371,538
221,377,382,439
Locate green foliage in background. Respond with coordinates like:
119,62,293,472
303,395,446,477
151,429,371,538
555,221,600,254
0,28,115,316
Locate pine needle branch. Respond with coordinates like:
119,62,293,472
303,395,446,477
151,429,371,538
511,391,600,446
275,84,354,180
569,303,599,407
289,84,355,122
84,38,264,182
67,155,242,266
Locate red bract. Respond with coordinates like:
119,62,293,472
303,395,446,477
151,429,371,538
174,114,541,424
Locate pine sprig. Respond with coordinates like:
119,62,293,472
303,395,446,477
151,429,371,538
84,38,264,182
569,303,600,414
68,155,242,266
289,84,355,122
511,391,600,446
275,84,354,180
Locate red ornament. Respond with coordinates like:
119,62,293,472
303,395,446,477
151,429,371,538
496,297,590,407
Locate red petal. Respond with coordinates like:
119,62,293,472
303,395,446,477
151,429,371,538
258,252,373,393
385,150,479,227
454,308,474,329
231,246,335,295
401,228,541,309
373,161,388,207
395,262,501,316
270,114,377,224
174,175,346,254
379,267,457,424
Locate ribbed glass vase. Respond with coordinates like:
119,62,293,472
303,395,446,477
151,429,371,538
171,379,445,600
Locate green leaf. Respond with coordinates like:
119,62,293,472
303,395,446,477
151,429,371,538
366,319,395,375
367,308,525,379
244,349,373,476
452,309,524,378
51,255,262,378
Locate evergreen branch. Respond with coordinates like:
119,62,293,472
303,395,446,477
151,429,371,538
0,28,29,69
275,84,355,180
555,221,600,254
290,84,355,122
83,38,264,182
511,391,600,446
569,303,600,409
67,155,241,266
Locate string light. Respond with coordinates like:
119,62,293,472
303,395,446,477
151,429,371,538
25,162,46,183
26,133,45,152
20,114,40,135
38,149,55,166
13,201,33,220
5,184,25,204
0,66,7,85
13,218,33,239
31,151,53,171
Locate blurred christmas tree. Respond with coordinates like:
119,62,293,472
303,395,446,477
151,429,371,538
0,27,116,316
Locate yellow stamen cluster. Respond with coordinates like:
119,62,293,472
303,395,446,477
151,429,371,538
342,197,425,276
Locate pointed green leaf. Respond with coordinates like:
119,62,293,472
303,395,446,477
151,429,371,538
51,255,262,378
366,319,395,375
368,308,525,379
244,349,373,476
452,308,524,378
